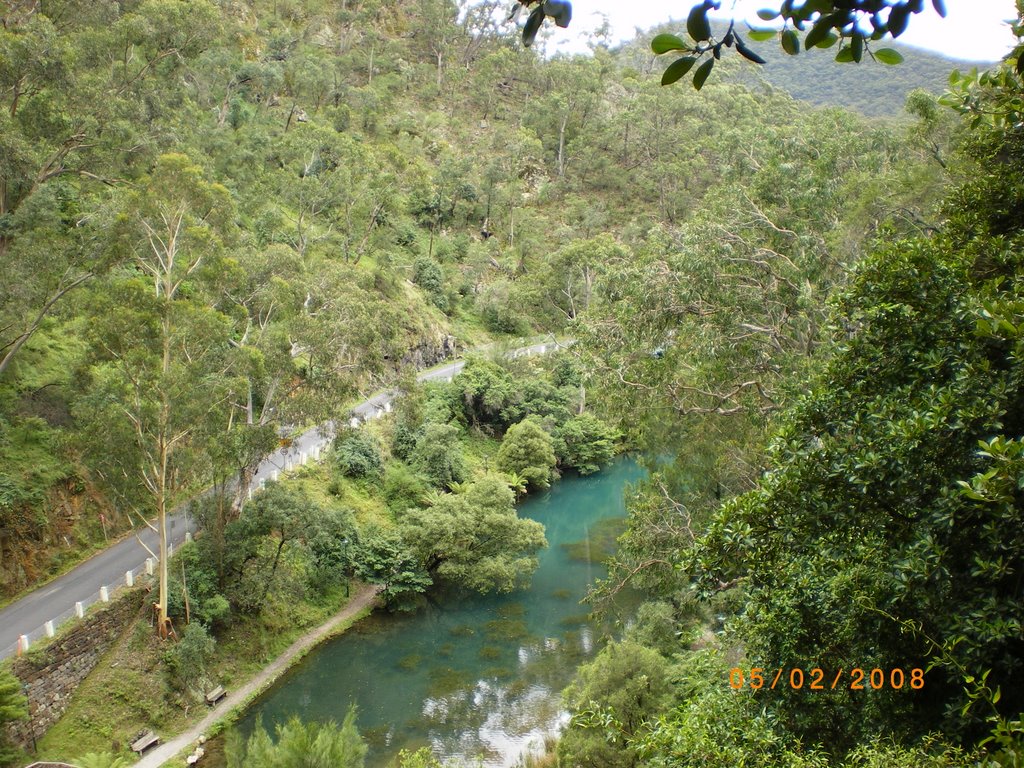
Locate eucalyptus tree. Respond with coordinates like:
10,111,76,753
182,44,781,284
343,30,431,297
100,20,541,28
514,234,620,328
522,55,607,180
684,56,1024,745
213,244,303,516
575,91,913,608
78,154,236,637
414,0,465,89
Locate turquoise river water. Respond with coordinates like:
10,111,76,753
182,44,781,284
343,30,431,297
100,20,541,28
230,457,644,767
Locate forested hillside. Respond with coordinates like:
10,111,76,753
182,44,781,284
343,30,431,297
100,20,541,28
2,0,1024,766
748,39,992,115
0,0,940,597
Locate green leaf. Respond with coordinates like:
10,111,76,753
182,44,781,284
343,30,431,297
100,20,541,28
851,33,864,62
873,47,904,65
687,3,712,41
522,6,544,47
756,8,779,20
835,45,855,63
661,56,697,85
651,33,688,54
747,29,777,42
735,38,767,64
888,5,910,37
804,19,833,50
781,29,800,55
543,0,572,28
817,31,839,49
692,57,714,90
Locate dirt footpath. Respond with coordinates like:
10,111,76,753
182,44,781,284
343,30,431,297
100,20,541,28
133,584,382,768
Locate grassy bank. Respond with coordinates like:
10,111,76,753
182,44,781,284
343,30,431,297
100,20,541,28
32,580,362,763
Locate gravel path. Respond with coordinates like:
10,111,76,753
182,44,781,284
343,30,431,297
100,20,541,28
132,584,382,768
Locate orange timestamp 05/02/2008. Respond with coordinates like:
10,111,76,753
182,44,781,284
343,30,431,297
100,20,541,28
728,667,925,691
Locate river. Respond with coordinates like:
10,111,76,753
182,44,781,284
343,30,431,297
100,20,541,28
226,457,644,767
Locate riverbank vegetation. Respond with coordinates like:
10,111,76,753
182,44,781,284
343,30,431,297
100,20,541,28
24,356,619,765
3,0,1023,765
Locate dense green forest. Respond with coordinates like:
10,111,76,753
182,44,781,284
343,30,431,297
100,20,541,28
0,0,960,594
2,0,1024,765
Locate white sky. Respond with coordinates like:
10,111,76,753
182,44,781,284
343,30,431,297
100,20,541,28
544,0,1019,61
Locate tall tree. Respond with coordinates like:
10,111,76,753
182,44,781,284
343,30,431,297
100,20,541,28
0,0,220,376
80,154,235,636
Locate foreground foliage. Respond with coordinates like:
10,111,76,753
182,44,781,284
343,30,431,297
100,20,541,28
0,670,27,765
226,709,366,768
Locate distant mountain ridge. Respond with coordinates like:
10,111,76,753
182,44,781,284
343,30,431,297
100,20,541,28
629,22,998,117
744,35,995,117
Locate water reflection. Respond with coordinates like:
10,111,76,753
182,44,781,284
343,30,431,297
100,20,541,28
230,458,645,767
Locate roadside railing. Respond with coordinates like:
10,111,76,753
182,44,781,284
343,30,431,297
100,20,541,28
1,335,571,661
0,537,190,660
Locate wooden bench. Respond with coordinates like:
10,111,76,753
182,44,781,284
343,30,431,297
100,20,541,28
131,730,160,754
205,685,227,705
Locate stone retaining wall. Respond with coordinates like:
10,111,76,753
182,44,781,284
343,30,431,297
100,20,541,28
6,587,146,749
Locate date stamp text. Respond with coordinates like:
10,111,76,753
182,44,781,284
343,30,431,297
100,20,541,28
729,667,925,691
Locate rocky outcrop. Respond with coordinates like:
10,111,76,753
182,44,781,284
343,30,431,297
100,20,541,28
397,334,458,369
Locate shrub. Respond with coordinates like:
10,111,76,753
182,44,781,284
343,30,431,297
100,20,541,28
165,622,215,693
383,463,428,511
553,413,619,475
411,422,465,489
391,421,420,461
497,419,557,490
333,428,383,478
0,669,27,765
412,255,447,311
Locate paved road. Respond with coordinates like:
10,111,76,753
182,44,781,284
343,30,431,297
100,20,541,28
0,338,566,658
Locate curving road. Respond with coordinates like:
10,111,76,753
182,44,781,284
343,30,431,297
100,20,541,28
0,338,567,659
